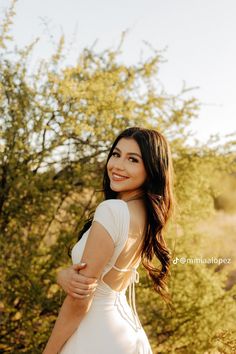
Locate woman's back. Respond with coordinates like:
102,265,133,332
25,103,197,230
102,199,147,292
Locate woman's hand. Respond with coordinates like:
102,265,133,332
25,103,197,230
57,263,98,299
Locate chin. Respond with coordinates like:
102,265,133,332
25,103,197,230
110,185,122,192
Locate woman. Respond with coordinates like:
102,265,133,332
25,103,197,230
43,127,174,354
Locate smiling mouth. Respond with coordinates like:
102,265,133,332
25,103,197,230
111,173,129,180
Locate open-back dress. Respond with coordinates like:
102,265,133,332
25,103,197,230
59,199,153,354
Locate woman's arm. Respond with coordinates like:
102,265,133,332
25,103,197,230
42,294,93,354
57,263,98,299
43,221,115,354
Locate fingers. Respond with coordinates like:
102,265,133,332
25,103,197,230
70,293,90,299
72,264,98,286
71,281,97,290
69,279,97,295
69,287,96,299
71,272,98,286
79,273,98,285
73,262,87,270
72,273,98,286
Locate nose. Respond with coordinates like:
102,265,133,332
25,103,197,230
113,159,125,171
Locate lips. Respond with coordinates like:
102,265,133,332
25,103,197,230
111,172,129,181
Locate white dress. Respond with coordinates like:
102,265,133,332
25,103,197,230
59,199,153,354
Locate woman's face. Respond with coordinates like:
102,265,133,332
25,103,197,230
107,138,147,200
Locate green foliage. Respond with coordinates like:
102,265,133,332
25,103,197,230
137,240,236,353
0,2,236,353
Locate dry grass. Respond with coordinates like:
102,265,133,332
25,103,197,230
196,211,236,289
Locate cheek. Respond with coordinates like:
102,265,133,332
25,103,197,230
138,167,147,183
130,167,146,183
107,158,113,171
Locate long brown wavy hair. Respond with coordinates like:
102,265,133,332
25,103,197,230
78,127,174,304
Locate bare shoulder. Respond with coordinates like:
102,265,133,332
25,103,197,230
126,200,147,238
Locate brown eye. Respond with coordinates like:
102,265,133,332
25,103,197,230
111,152,120,157
129,157,138,163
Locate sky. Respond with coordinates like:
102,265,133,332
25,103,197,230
1,0,236,143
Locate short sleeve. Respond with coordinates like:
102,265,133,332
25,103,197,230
93,200,128,246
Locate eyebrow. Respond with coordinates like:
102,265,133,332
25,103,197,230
113,146,142,159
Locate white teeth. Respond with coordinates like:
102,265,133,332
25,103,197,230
113,173,127,179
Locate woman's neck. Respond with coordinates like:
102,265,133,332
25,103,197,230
117,189,145,202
